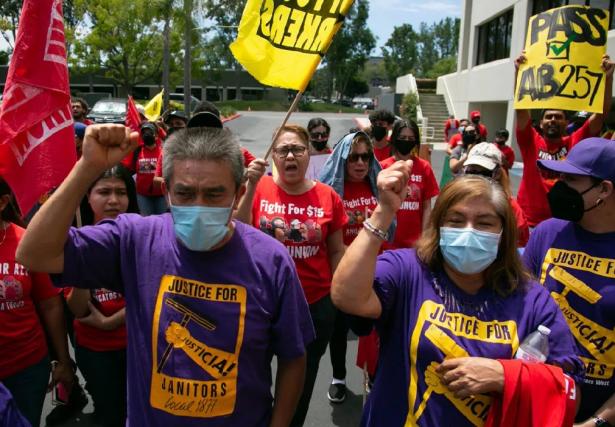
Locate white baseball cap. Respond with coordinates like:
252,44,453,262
465,142,503,171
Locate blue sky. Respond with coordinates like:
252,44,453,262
367,0,462,51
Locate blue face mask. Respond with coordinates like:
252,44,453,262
439,227,502,275
169,197,235,252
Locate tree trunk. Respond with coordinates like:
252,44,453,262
235,66,242,101
183,0,193,115
162,2,171,112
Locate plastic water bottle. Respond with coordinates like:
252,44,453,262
515,325,550,363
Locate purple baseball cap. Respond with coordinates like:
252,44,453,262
537,137,615,183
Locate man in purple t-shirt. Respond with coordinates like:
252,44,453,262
524,137,615,425
17,125,315,427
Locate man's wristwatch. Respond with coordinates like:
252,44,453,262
593,416,613,427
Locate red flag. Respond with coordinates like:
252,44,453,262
0,0,76,215
125,96,142,133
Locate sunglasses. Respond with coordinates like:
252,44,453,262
347,152,372,163
310,132,329,139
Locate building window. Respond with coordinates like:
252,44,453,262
476,9,514,66
532,0,615,29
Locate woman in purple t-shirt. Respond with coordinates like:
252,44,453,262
332,173,583,426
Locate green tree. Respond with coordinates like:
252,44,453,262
382,24,418,83
202,0,244,99
0,0,84,53
323,0,375,99
425,56,457,79
383,17,460,80
70,0,184,96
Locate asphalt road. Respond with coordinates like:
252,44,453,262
39,110,520,427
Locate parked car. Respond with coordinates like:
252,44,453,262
87,98,127,124
169,93,200,112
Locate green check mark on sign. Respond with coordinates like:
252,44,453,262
550,33,576,56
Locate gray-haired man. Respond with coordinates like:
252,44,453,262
17,125,314,427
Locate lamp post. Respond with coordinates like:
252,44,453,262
183,0,192,116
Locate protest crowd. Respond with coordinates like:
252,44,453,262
2,2,615,427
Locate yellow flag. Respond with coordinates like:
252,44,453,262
230,0,355,91
144,90,164,121
514,6,609,113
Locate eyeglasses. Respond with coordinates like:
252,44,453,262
310,132,329,139
347,152,372,163
273,145,307,158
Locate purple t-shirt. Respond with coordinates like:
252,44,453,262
55,214,314,426
360,249,582,427
0,383,29,427
524,218,615,421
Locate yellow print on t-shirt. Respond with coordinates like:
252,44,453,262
405,300,519,427
150,275,246,418
539,249,615,368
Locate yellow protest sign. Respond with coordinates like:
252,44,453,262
515,5,610,113
144,89,164,121
230,0,355,91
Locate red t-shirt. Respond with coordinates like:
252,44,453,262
373,144,391,162
444,119,459,141
0,223,60,378
251,177,347,304
496,144,516,170
515,120,591,226
510,197,529,247
342,181,378,246
122,142,163,197
448,133,461,149
69,288,127,352
154,147,256,179
478,123,488,140
380,156,439,249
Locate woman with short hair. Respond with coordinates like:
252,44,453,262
236,124,347,426
332,171,583,426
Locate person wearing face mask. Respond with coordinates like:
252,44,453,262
331,172,583,426
463,142,529,247
163,110,188,138
307,117,332,154
514,52,614,227
446,118,469,156
235,125,347,426
524,138,615,427
121,122,166,216
319,131,393,404
380,120,439,250
16,124,315,427
64,165,139,427
469,110,488,141
449,124,480,175
492,129,514,171
368,109,396,162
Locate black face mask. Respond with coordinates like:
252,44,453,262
547,180,601,222
462,133,476,146
393,139,418,156
372,125,387,141
142,132,156,146
311,139,328,151
472,118,480,125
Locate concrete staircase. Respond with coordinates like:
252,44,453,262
419,92,450,144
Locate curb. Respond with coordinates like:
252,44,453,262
222,113,242,123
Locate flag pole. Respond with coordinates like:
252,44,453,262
263,91,304,161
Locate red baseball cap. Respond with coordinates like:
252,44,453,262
470,110,481,120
